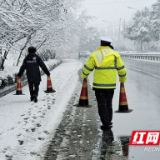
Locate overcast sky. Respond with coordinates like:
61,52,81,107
82,0,157,28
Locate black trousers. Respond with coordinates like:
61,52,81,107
28,82,39,97
95,89,114,128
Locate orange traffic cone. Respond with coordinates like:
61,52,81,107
44,75,56,93
14,77,24,95
75,78,91,107
115,83,133,113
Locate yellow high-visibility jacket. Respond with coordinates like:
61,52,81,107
81,46,127,89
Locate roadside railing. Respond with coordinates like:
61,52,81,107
120,53,160,61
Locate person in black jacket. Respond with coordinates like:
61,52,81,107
17,46,50,102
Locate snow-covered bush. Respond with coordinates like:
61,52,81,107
0,79,6,89
0,74,18,88
6,75,14,85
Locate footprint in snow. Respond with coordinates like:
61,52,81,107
31,128,36,132
5,151,13,159
16,133,22,137
32,115,37,119
18,139,24,145
36,123,41,127
23,117,29,120
44,130,50,135
38,137,45,141
42,112,45,115
9,127,14,130
2,146,10,153
30,151,37,155
28,110,31,113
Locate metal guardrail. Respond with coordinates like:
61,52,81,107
120,53,160,61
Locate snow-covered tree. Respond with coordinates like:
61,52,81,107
150,0,160,41
78,26,102,53
123,7,151,51
0,0,91,69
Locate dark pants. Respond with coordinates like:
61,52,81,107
28,82,39,98
95,89,114,128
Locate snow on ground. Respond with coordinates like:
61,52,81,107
0,59,82,160
119,51,160,54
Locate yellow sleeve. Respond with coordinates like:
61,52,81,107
81,56,95,79
116,56,127,83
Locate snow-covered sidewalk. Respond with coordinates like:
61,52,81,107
0,59,82,160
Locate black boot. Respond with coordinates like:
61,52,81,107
33,95,38,103
100,125,112,131
30,96,34,101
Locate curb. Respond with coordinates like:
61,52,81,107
0,80,28,98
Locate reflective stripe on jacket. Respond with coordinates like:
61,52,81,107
81,46,127,89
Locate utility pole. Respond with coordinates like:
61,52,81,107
123,19,125,30
119,18,121,40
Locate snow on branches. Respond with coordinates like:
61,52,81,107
0,0,89,68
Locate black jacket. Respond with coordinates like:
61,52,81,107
18,53,50,84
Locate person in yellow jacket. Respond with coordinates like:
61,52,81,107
81,36,127,131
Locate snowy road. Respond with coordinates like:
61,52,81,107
83,57,160,160
112,58,160,160
1,58,160,160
